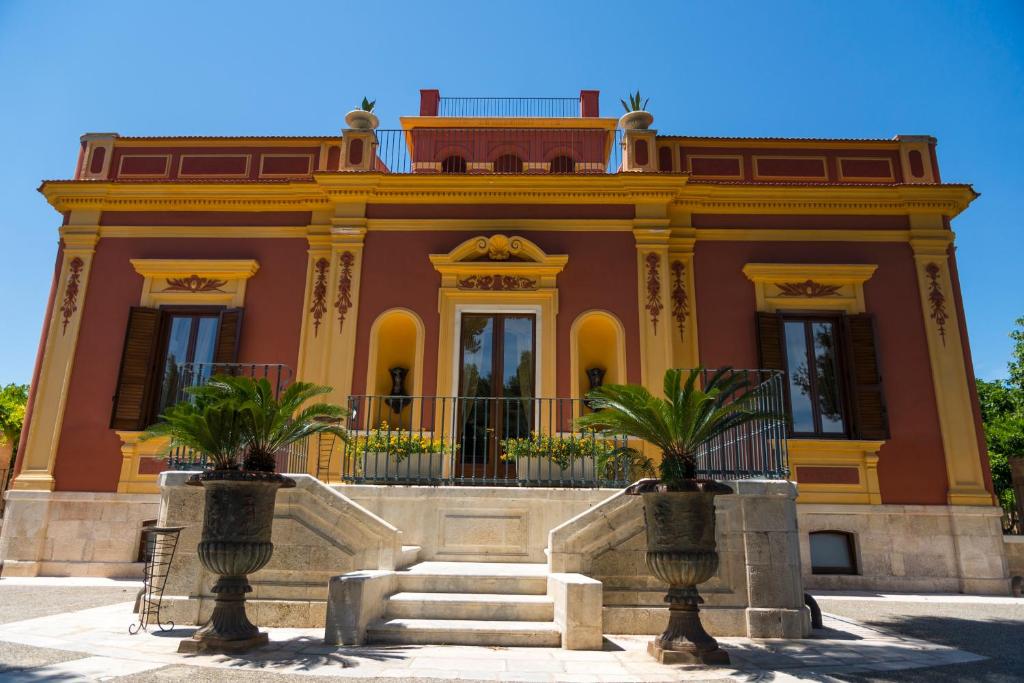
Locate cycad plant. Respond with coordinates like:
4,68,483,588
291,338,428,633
142,375,347,472
620,90,649,113
576,367,777,489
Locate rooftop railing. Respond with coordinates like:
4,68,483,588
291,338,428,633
438,97,583,118
370,128,623,175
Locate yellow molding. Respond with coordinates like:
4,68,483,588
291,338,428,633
39,175,977,217
743,263,877,314
696,228,912,242
429,234,568,289
99,226,309,238
366,219,635,232
116,431,163,494
129,258,259,279
789,438,884,505
399,116,619,131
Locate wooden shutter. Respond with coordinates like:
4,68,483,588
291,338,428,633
213,308,243,366
756,312,785,371
110,307,160,430
844,314,890,440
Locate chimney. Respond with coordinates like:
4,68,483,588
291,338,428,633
420,89,440,116
580,90,600,118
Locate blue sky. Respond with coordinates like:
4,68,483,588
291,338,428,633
0,0,1021,384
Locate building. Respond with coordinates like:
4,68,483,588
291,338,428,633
0,89,1009,604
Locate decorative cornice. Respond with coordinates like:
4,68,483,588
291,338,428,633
457,274,538,291
129,259,260,280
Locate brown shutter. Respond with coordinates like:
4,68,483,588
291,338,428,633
756,312,785,371
110,307,160,430
844,314,889,440
213,308,243,368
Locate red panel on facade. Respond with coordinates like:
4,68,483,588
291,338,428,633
51,237,308,492
694,240,949,505
118,155,170,177
88,147,106,174
839,158,894,180
688,156,742,177
755,157,827,179
260,154,312,176
797,466,860,484
365,204,635,220
179,154,250,176
99,211,312,226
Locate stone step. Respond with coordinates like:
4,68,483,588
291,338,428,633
398,545,421,569
367,618,561,647
385,592,554,621
396,561,549,595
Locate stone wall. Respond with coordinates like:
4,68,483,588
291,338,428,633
342,485,611,563
548,480,808,639
798,503,1010,594
0,490,159,578
158,473,403,627
1003,536,1024,582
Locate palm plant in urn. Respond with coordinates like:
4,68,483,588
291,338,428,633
142,376,345,652
577,367,776,665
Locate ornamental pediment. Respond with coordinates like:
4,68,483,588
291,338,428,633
429,234,567,289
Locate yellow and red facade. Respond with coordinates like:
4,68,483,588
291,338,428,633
4,90,998,584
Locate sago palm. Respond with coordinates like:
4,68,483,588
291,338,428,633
140,399,247,471
192,376,347,472
576,367,778,489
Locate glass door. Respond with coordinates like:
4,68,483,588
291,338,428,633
457,313,536,479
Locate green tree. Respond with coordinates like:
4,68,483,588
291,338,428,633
0,383,30,470
978,316,1024,528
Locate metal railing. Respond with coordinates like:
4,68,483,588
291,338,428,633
370,128,623,175
157,362,293,417
439,97,582,118
341,370,788,487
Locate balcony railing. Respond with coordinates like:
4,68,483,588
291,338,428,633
370,128,623,175
160,362,335,476
438,97,583,118
341,370,789,487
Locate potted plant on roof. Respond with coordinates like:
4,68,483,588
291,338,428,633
345,97,379,130
618,90,653,130
577,367,777,665
142,376,345,652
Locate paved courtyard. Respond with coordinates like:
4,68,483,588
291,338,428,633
0,578,1019,681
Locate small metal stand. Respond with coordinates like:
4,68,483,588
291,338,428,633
315,425,340,482
129,526,183,634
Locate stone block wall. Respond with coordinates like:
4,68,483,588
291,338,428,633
158,473,404,627
799,503,1009,594
548,480,808,639
0,490,159,578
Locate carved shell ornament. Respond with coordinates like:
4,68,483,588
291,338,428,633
471,234,525,261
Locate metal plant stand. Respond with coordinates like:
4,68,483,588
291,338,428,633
316,426,340,482
129,526,183,634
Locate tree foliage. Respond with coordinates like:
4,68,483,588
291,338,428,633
978,316,1024,525
0,383,29,467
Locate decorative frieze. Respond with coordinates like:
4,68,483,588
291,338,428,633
775,280,842,298
309,258,329,336
60,257,84,335
456,274,537,291
335,251,354,332
924,262,949,345
645,253,663,332
669,260,689,341
162,275,227,293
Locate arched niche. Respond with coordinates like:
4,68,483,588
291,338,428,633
570,310,627,407
364,308,425,428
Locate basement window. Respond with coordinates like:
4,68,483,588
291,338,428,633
809,531,858,575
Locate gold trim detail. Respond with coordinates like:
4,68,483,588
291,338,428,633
743,263,877,314
162,275,227,293
789,439,884,505
457,274,538,291
129,258,259,308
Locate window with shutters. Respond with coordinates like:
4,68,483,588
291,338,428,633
782,315,848,437
153,309,221,414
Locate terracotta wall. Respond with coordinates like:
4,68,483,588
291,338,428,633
694,240,950,505
351,231,641,398
52,237,307,492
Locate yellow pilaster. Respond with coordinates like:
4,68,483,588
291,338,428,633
911,217,992,506
13,213,100,491
633,216,673,394
668,216,699,369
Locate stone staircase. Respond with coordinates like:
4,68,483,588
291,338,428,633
366,561,562,647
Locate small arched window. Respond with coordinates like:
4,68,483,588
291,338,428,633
441,155,467,174
493,154,523,174
549,155,575,174
809,531,858,575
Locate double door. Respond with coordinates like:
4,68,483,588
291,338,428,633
457,313,535,479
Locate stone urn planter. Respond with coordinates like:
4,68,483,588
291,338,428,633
344,109,379,130
618,110,654,130
179,470,295,653
515,456,596,484
633,480,733,665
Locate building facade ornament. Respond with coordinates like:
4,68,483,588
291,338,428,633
925,262,949,345
670,260,689,341
456,274,538,291
60,257,84,334
775,280,842,298
335,251,355,332
645,252,663,332
162,274,227,293
309,258,329,336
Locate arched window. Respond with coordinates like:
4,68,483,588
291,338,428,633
441,155,467,174
549,155,575,174
493,154,523,174
809,531,858,575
